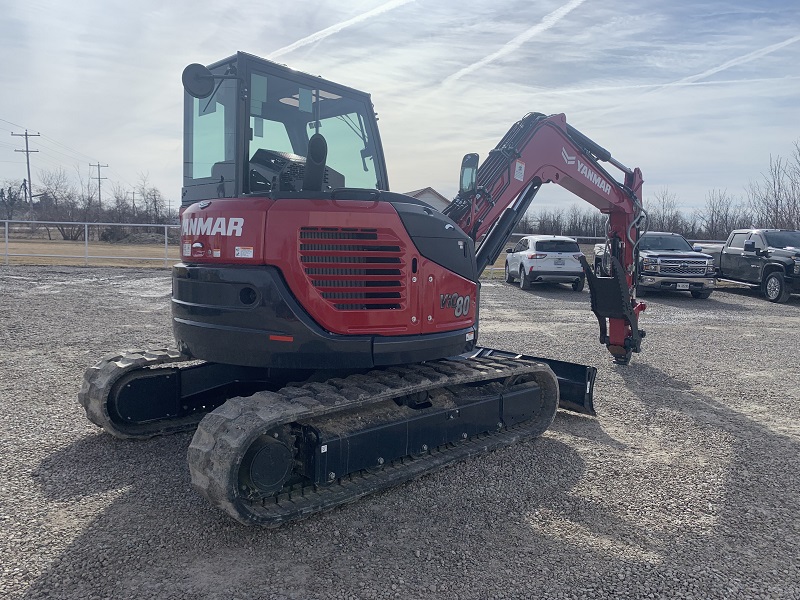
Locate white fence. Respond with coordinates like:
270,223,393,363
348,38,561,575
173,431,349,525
2,220,180,267
2,221,722,271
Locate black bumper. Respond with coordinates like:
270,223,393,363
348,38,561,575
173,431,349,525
171,264,475,370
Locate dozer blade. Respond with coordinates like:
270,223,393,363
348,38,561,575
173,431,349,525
466,347,596,416
188,355,560,526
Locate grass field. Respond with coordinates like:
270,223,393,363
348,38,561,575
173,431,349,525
1,239,180,268
1,239,597,273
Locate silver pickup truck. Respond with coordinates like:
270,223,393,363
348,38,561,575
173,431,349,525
595,231,717,299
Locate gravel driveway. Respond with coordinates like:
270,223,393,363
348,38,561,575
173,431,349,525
1,266,798,600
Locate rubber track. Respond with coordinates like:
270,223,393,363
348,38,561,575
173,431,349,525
78,348,200,439
187,356,559,526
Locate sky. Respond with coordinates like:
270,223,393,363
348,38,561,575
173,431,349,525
1,0,799,215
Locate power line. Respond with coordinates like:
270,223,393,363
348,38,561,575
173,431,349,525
0,117,27,129
11,130,40,205
90,162,109,206
40,133,97,163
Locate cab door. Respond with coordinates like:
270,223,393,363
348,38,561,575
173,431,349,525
507,238,528,276
742,232,767,283
722,232,748,279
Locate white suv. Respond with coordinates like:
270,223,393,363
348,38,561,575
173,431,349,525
504,235,585,291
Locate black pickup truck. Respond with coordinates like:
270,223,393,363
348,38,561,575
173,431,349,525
698,229,800,303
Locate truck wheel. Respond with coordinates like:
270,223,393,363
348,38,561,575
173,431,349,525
690,290,712,299
635,284,647,297
572,277,585,292
764,272,791,303
504,262,514,283
519,266,531,290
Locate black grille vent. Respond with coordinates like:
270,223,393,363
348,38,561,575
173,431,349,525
299,227,406,310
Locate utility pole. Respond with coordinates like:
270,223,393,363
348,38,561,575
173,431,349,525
128,190,137,216
11,130,40,207
89,162,109,207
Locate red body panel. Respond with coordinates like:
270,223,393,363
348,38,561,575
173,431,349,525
181,197,477,337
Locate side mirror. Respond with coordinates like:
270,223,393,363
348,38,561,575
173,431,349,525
459,153,479,196
182,63,215,99
692,245,702,252
743,240,756,254
505,248,513,254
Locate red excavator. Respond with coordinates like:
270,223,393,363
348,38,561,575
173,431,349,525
79,51,646,526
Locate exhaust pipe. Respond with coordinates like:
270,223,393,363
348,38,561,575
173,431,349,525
302,133,328,192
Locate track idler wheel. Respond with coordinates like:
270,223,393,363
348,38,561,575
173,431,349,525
188,397,301,524
239,433,295,498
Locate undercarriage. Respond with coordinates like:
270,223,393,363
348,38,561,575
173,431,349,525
79,348,594,526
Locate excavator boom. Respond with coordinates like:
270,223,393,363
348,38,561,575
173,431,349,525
445,113,646,364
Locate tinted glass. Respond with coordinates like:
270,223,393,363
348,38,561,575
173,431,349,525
639,234,693,251
764,231,800,249
728,233,749,248
185,62,238,183
249,71,382,190
535,240,579,252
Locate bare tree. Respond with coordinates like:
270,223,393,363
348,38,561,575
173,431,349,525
694,189,751,240
747,152,800,229
110,183,133,223
136,174,167,223
35,169,99,240
645,188,683,233
534,207,565,235
0,180,25,220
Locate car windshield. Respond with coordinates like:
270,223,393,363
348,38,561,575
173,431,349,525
640,234,693,251
535,240,579,252
764,231,800,249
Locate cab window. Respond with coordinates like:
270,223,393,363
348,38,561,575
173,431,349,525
728,233,749,248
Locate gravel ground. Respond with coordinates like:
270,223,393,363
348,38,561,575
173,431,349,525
1,265,799,600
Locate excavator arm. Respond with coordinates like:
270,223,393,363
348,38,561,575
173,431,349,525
444,112,647,364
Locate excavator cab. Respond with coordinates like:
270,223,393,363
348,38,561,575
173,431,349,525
181,52,389,205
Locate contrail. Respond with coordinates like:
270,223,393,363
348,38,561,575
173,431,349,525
582,35,800,120
268,0,415,59
665,33,800,87
527,75,800,97
442,0,588,86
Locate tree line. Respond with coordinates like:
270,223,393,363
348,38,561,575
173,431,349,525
517,140,800,240
3,139,800,242
0,168,171,240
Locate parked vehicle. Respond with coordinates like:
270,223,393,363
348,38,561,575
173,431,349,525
697,229,800,303
505,235,585,291
595,231,716,298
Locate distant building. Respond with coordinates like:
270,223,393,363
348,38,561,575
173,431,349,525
405,187,451,212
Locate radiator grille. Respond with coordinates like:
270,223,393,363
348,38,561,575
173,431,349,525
299,227,406,310
658,258,708,276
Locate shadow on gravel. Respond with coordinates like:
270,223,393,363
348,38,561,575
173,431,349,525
25,427,589,599
713,285,800,305
617,362,799,596
551,411,628,451
635,291,753,313
499,281,591,302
